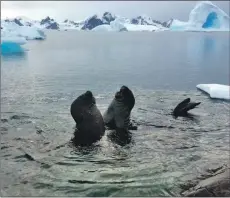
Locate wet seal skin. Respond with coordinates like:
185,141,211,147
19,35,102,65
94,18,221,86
173,98,201,118
103,85,137,130
70,91,105,146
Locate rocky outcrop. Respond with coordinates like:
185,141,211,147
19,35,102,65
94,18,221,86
162,18,174,28
81,15,103,30
102,12,116,24
181,165,230,197
40,16,60,30
13,19,23,26
131,15,163,26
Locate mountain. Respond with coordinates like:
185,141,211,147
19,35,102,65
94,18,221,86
2,1,228,33
131,15,163,26
1,13,166,31
82,12,166,30
40,16,59,30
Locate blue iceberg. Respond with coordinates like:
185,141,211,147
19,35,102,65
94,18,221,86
170,1,230,31
202,12,220,28
1,41,25,55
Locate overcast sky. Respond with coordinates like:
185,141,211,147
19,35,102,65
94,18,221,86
1,1,229,22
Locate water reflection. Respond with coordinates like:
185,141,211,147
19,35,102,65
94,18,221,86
1,52,27,61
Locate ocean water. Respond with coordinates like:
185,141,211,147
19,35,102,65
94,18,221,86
1,31,229,196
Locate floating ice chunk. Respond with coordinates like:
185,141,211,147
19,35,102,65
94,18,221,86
13,26,46,40
124,24,159,31
1,41,25,55
196,84,230,100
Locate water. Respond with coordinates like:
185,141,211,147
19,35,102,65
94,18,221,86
1,31,229,196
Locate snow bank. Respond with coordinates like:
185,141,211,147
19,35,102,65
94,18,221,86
196,84,230,100
170,1,230,31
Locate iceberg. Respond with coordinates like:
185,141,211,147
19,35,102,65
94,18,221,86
1,37,27,55
196,84,230,100
170,1,230,31
1,41,25,55
1,20,46,40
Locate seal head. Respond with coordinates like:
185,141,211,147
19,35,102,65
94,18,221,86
103,85,136,130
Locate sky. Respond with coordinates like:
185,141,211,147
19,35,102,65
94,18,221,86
1,1,229,22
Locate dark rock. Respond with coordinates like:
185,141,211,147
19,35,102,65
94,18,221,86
40,16,51,25
40,16,60,30
162,18,173,28
46,22,59,30
102,12,115,24
14,19,23,26
182,166,230,197
131,16,161,26
81,15,103,30
131,18,139,25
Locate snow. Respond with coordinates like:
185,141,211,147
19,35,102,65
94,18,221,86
92,24,113,32
170,1,230,31
92,18,163,32
196,84,230,100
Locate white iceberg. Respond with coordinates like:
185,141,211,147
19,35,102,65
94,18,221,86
170,1,230,31
124,24,159,32
1,20,46,40
196,84,230,100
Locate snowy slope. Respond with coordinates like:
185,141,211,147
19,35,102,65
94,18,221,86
92,16,166,32
170,1,230,31
59,19,84,30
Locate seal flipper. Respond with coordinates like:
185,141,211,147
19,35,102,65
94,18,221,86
173,98,190,112
181,102,201,112
173,98,201,117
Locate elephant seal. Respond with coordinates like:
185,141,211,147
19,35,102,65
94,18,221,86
70,91,105,146
173,98,201,118
103,86,137,130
